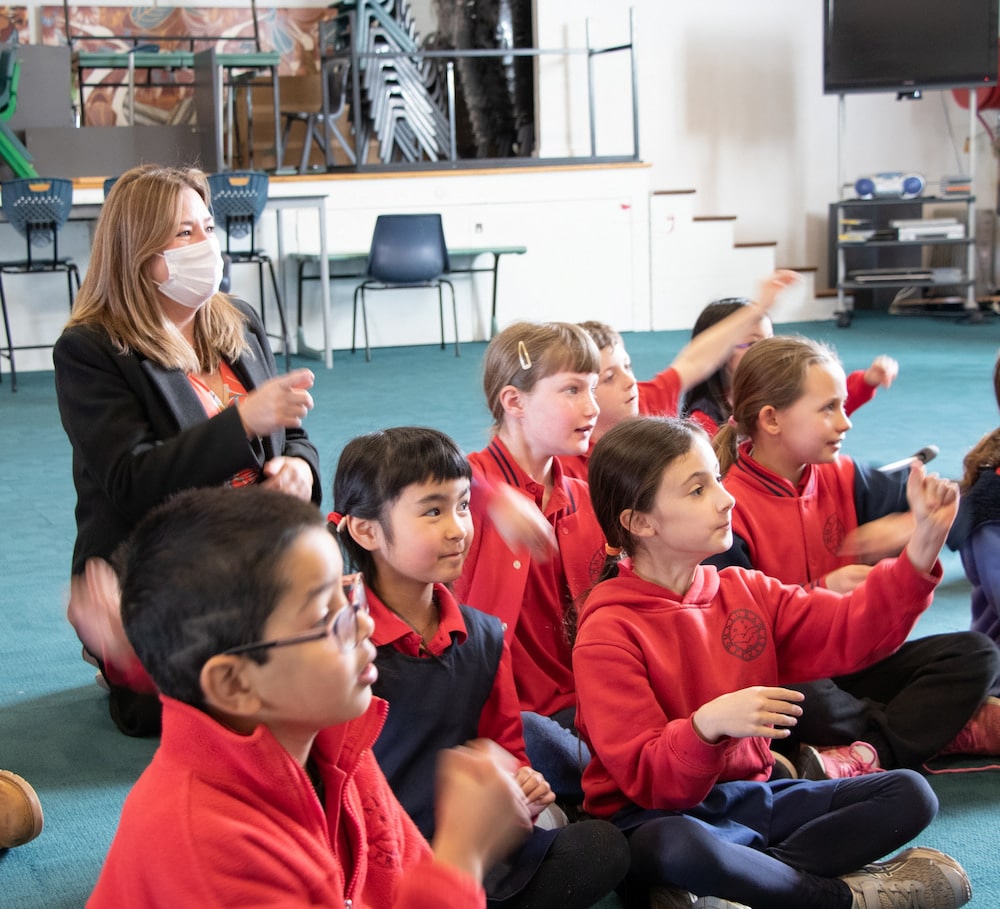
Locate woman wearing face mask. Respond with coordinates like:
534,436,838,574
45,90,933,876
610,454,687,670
53,164,321,737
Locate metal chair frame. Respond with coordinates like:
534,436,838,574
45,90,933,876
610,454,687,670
280,59,357,173
351,213,459,362
0,177,81,392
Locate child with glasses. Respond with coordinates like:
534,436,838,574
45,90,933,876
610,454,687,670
88,486,532,909
577,415,971,909
682,295,898,438
329,425,629,908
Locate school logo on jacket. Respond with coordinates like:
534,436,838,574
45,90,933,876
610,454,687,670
721,609,767,661
823,513,847,556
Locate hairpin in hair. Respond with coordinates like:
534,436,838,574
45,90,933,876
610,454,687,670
326,511,349,532
605,544,623,557
518,340,532,370
727,415,738,428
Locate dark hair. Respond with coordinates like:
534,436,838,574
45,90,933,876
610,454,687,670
332,427,472,582
682,297,755,425
961,351,1000,491
119,487,324,709
588,416,704,581
713,335,840,475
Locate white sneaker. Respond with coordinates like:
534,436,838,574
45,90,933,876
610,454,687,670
841,846,972,909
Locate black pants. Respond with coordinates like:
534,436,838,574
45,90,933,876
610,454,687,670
779,631,1000,767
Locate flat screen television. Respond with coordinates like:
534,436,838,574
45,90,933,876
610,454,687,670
824,0,998,95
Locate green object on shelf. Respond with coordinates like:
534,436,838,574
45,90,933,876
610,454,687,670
0,48,38,179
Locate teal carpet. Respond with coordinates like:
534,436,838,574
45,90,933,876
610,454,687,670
2,311,1000,907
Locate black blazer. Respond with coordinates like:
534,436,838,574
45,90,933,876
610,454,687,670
53,300,322,575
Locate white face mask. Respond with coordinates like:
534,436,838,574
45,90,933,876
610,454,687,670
156,235,224,309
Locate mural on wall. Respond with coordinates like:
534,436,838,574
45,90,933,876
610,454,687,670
38,5,330,126
0,7,29,44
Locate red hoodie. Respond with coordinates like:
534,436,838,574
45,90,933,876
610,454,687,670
573,556,940,818
88,697,484,909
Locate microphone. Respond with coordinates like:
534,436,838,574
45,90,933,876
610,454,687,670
877,444,939,474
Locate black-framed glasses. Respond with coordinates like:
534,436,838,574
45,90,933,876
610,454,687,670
220,573,368,656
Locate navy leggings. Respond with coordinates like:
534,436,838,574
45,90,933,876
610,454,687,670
622,770,937,909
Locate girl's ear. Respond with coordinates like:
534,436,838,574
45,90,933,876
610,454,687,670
498,384,525,419
201,655,261,718
345,515,381,553
757,404,781,437
619,508,655,538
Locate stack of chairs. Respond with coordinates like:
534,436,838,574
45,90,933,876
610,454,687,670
327,1,450,164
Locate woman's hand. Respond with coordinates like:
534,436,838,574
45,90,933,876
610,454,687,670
239,369,315,439
692,686,804,743
260,456,314,502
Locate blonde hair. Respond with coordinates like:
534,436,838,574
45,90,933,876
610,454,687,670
66,164,250,373
961,351,1000,492
482,321,600,431
714,335,841,474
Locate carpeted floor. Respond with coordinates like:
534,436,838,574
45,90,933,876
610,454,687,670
2,310,999,907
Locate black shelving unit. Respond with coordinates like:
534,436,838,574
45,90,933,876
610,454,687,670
830,194,977,327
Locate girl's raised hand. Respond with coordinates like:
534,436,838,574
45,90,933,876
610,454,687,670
904,461,960,574
755,269,802,313
691,686,804,744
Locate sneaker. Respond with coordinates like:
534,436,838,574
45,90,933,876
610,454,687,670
840,846,972,909
649,889,748,909
769,749,799,780
939,696,1000,756
796,741,882,780
0,770,44,848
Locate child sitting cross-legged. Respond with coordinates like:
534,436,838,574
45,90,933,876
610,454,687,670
709,335,1000,777
330,426,630,908
87,486,533,909
576,415,972,909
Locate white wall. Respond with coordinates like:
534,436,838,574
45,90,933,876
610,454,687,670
535,0,997,285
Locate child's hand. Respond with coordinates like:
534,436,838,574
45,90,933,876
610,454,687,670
692,686,804,744
754,269,802,313
515,765,556,818
432,739,532,883
863,355,899,389
487,483,558,561
904,462,959,574
822,564,873,593
839,513,914,564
